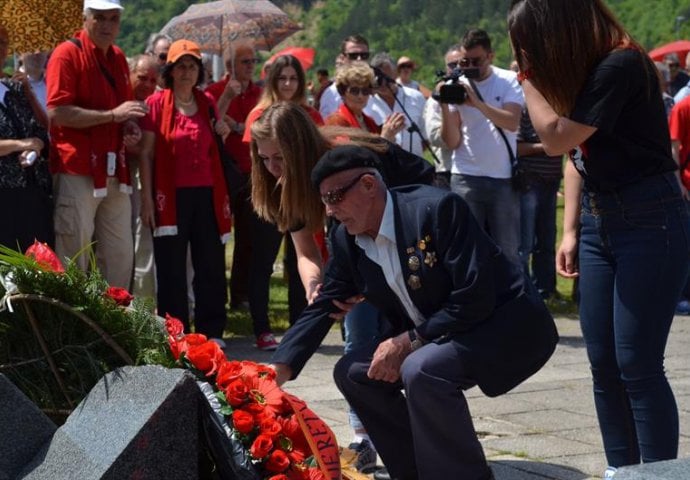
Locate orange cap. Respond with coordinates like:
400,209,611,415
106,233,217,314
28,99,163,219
167,39,202,64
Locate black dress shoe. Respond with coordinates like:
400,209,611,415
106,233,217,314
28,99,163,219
373,467,392,480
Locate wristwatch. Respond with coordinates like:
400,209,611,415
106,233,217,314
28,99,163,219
408,329,424,351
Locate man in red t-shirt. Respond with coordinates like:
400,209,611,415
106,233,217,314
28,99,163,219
46,0,148,288
668,94,690,314
206,44,262,311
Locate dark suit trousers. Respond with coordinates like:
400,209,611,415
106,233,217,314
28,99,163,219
334,339,493,480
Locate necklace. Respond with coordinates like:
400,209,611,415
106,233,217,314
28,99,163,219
175,95,194,106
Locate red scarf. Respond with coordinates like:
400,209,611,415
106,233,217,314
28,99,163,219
72,30,131,197
336,103,380,133
152,89,232,241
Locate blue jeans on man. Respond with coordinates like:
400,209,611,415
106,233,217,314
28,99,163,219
519,179,560,298
451,174,521,266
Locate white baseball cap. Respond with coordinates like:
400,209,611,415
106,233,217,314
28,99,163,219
84,0,123,11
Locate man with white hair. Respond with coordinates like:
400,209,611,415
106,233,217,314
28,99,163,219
46,0,147,287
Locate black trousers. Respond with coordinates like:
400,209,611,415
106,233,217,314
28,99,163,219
0,186,54,251
153,187,227,339
334,339,493,480
230,178,251,305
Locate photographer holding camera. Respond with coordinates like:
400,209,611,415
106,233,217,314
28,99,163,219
439,29,524,266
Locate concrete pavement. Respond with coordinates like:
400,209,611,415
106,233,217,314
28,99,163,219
223,315,690,480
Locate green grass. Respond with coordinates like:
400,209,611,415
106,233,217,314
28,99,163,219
223,188,578,337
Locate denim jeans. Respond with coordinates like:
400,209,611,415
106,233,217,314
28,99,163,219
519,179,560,297
451,174,521,266
344,301,381,432
578,172,690,467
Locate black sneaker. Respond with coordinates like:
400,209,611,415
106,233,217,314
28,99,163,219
348,439,378,473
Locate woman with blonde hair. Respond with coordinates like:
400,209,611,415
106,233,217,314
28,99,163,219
326,61,403,141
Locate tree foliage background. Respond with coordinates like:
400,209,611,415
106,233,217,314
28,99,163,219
118,0,690,87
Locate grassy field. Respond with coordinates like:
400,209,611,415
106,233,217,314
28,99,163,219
223,189,578,337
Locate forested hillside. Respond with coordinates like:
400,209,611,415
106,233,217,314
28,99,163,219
119,0,690,86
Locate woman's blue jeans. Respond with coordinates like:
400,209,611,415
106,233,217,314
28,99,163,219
578,172,690,467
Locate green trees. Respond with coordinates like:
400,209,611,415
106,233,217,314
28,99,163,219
114,0,690,89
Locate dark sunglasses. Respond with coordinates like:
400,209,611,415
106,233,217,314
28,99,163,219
345,51,370,61
398,62,414,70
669,62,680,68
446,61,460,70
321,173,369,205
241,58,261,65
459,57,484,67
346,86,373,96
157,52,167,61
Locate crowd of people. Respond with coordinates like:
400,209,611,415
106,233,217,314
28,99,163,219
1,0,689,479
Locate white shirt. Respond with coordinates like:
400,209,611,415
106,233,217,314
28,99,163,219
28,77,47,113
365,85,426,157
449,66,524,179
355,191,424,326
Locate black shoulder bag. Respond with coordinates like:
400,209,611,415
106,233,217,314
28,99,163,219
467,80,528,192
207,105,246,205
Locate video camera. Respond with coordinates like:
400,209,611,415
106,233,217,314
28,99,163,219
432,65,480,104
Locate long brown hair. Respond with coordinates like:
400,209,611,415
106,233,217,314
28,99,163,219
508,0,639,116
255,55,308,110
250,102,389,232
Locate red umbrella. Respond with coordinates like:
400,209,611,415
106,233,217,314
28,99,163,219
649,40,690,68
266,46,315,72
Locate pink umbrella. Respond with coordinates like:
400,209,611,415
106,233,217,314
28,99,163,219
649,40,690,68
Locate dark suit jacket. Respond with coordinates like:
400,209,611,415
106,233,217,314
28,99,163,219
272,185,558,397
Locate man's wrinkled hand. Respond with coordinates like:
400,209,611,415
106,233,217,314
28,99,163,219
367,333,411,383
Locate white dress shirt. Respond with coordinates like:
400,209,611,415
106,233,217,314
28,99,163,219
355,191,424,326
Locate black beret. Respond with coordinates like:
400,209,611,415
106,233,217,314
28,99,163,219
311,145,381,189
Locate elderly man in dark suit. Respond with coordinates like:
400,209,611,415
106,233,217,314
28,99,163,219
271,145,559,480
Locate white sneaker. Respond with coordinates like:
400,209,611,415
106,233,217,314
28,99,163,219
604,466,617,479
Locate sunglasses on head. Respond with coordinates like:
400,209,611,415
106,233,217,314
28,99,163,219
346,86,372,96
241,58,261,65
321,173,369,205
459,57,484,67
345,51,370,61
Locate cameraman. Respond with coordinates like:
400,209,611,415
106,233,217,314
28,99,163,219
439,29,524,266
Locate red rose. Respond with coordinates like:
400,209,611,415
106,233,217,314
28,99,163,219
260,417,283,438
264,449,291,473
224,379,249,406
105,286,133,306
184,333,208,346
165,314,185,338
216,360,244,389
287,448,305,464
25,240,64,273
231,409,255,434
185,341,225,376
249,433,274,459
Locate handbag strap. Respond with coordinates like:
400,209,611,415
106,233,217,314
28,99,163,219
466,79,518,169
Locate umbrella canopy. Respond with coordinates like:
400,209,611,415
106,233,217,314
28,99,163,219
0,0,82,53
649,40,690,68
267,46,315,72
160,0,301,56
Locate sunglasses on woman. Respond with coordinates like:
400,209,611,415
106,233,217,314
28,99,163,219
346,86,373,96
